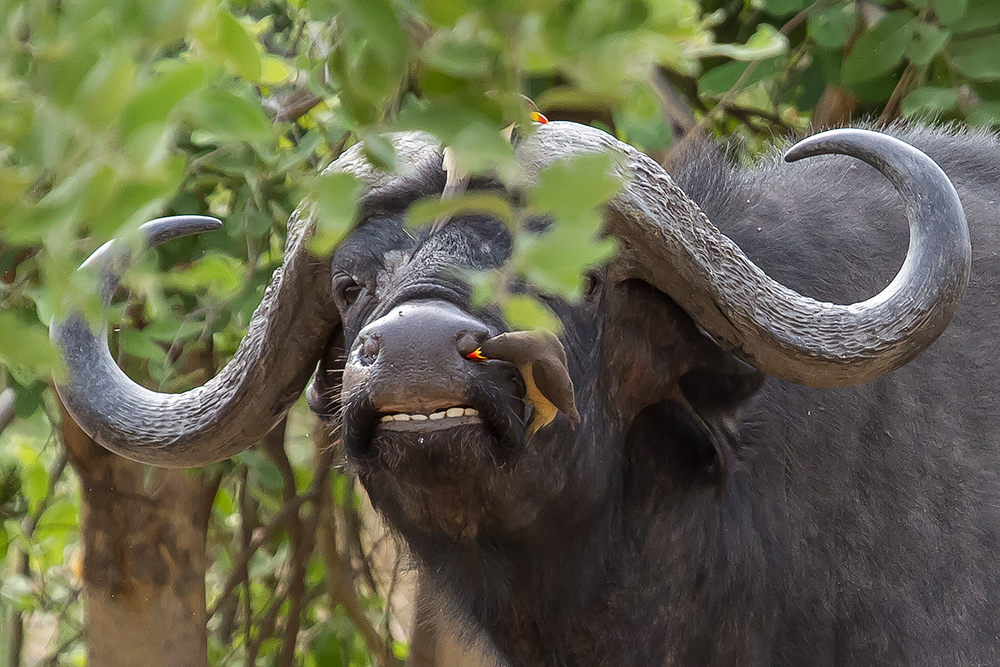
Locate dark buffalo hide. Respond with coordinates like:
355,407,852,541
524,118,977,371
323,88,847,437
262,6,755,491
305,125,1000,667
50,121,1000,667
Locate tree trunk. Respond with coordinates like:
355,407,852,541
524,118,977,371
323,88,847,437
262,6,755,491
61,403,212,667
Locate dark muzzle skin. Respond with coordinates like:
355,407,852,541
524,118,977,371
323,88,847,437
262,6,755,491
339,300,526,464
344,300,489,413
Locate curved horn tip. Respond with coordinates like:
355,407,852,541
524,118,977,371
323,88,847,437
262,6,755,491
77,215,223,273
782,128,921,164
140,215,223,248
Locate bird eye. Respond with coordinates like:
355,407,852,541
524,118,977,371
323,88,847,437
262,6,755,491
583,272,600,298
335,276,364,306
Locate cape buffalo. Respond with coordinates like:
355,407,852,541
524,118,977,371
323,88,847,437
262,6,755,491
52,121,1000,666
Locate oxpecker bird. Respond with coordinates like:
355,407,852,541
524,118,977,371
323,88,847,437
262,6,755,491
469,330,579,438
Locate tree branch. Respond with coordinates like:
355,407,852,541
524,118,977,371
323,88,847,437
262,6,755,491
206,489,316,620
0,388,16,438
878,61,920,126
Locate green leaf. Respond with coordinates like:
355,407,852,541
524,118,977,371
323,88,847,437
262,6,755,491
311,629,345,666
122,62,207,136
417,0,466,26
907,23,949,66
842,12,915,86
120,329,168,367
502,293,561,333
194,9,262,81
0,313,61,375
308,172,362,255
75,50,137,127
22,461,48,514
34,497,79,540
693,24,788,61
699,58,780,96
166,252,246,301
809,3,858,49
902,86,959,117
932,0,968,26
361,134,397,172
336,0,407,70
251,460,285,492
613,87,673,152
421,30,495,78
213,487,235,516
952,0,1000,33
754,0,809,17
948,34,1000,80
406,192,515,228
186,88,273,143
515,207,617,298
260,56,296,86
529,152,622,220
968,101,1000,125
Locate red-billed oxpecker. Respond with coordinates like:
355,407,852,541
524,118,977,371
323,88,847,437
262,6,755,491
468,330,580,438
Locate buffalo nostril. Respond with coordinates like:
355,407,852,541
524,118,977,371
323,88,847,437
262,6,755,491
358,335,381,366
456,330,484,358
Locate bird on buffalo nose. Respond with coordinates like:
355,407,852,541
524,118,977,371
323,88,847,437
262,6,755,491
468,330,580,437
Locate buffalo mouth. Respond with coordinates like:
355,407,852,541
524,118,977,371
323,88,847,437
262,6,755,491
377,407,483,430
339,375,526,476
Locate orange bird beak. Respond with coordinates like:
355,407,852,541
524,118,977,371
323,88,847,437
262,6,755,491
466,348,488,361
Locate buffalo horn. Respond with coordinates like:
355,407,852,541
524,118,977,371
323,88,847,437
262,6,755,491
51,213,340,467
50,133,445,467
514,122,971,387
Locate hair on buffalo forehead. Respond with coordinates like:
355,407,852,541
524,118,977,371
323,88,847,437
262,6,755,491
331,173,514,305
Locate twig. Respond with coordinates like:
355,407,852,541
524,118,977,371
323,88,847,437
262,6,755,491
8,450,69,667
238,467,253,649
245,580,291,665
878,61,920,126
719,102,796,132
206,490,316,620
41,629,84,666
264,87,324,123
345,483,379,595
320,474,401,667
650,69,700,139
0,388,16,437
263,421,312,667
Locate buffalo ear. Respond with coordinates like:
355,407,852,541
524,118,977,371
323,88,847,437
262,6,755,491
680,354,765,434
625,357,763,488
604,278,764,482
675,354,764,480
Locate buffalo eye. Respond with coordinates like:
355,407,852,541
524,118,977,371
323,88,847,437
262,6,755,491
335,275,364,307
583,272,601,298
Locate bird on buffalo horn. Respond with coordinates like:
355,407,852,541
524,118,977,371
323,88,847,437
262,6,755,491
468,330,580,438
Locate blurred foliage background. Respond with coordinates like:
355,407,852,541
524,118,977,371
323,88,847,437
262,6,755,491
1,0,998,664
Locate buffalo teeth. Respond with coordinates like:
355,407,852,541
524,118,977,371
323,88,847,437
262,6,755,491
380,407,481,422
